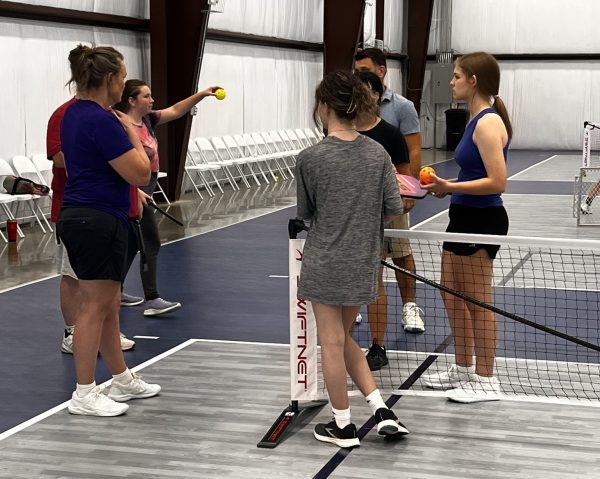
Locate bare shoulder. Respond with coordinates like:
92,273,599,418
474,112,507,143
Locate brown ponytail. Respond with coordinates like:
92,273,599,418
457,52,513,140
67,43,124,94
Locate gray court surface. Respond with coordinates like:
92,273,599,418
416,194,600,240
1,340,599,479
509,154,580,182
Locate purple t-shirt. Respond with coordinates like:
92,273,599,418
61,100,134,221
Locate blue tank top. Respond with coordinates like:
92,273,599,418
451,107,508,208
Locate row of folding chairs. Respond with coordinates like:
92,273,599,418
184,127,324,199
0,156,54,242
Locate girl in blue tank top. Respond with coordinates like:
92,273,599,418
420,52,513,404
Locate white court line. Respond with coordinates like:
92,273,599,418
393,389,600,408
133,335,160,340
0,204,296,295
2,338,599,442
507,154,557,180
410,154,563,230
269,275,288,278
0,339,290,441
0,338,198,443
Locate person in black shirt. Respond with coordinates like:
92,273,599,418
355,71,425,372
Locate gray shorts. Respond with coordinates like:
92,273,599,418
384,213,412,258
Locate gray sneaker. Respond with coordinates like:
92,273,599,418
120,292,144,307
143,298,181,317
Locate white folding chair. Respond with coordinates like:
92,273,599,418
285,129,307,152
210,136,252,189
154,172,171,204
314,126,325,140
249,132,291,180
303,128,321,145
195,137,240,191
8,156,52,233
0,158,47,238
294,128,313,149
185,140,222,199
30,154,54,190
233,134,274,183
278,130,305,160
262,131,297,175
221,135,266,186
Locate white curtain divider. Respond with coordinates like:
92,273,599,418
191,40,323,140
0,17,147,159
383,0,404,52
452,0,600,54
208,0,323,43
5,0,148,19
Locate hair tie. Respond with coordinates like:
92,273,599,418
346,99,357,114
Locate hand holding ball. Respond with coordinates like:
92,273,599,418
214,88,226,101
419,166,435,185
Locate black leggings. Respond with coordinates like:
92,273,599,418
138,204,161,300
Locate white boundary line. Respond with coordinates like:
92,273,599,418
0,339,291,441
393,389,600,408
0,338,198,442
0,205,296,295
508,154,557,180
3,337,600,442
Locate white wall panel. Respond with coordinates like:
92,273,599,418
191,41,323,140
208,0,323,43
0,17,147,159
452,0,600,54
6,0,148,18
383,0,404,52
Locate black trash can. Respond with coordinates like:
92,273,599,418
445,108,469,151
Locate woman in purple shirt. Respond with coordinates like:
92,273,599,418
421,52,512,403
57,45,160,417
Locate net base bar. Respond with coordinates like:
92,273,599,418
257,399,327,448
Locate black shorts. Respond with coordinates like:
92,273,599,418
57,207,130,281
442,203,509,260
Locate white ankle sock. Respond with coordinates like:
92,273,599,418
65,326,75,334
75,381,96,398
112,368,133,384
365,389,387,416
332,407,351,429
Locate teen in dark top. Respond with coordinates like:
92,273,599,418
355,71,425,374
421,51,511,404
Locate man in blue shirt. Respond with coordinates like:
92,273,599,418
354,48,421,177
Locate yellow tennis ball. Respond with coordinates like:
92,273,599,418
215,88,226,100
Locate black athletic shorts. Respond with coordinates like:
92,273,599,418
442,203,509,260
57,206,130,281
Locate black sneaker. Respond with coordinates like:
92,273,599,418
375,408,409,436
313,420,360,448
366,343,389,371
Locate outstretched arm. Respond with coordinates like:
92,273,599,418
156,85,222,125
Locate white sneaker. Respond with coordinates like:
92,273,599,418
446,375,502,403
68,386,129,416
119,333,135,351
107,373,161,402
402,302,425,333
581,201,591,214
422,364,475,389
355,313,362,324
61,327,74,354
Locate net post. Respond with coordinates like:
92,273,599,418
257,224,326,448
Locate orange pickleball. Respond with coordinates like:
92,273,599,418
419,166,436,185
